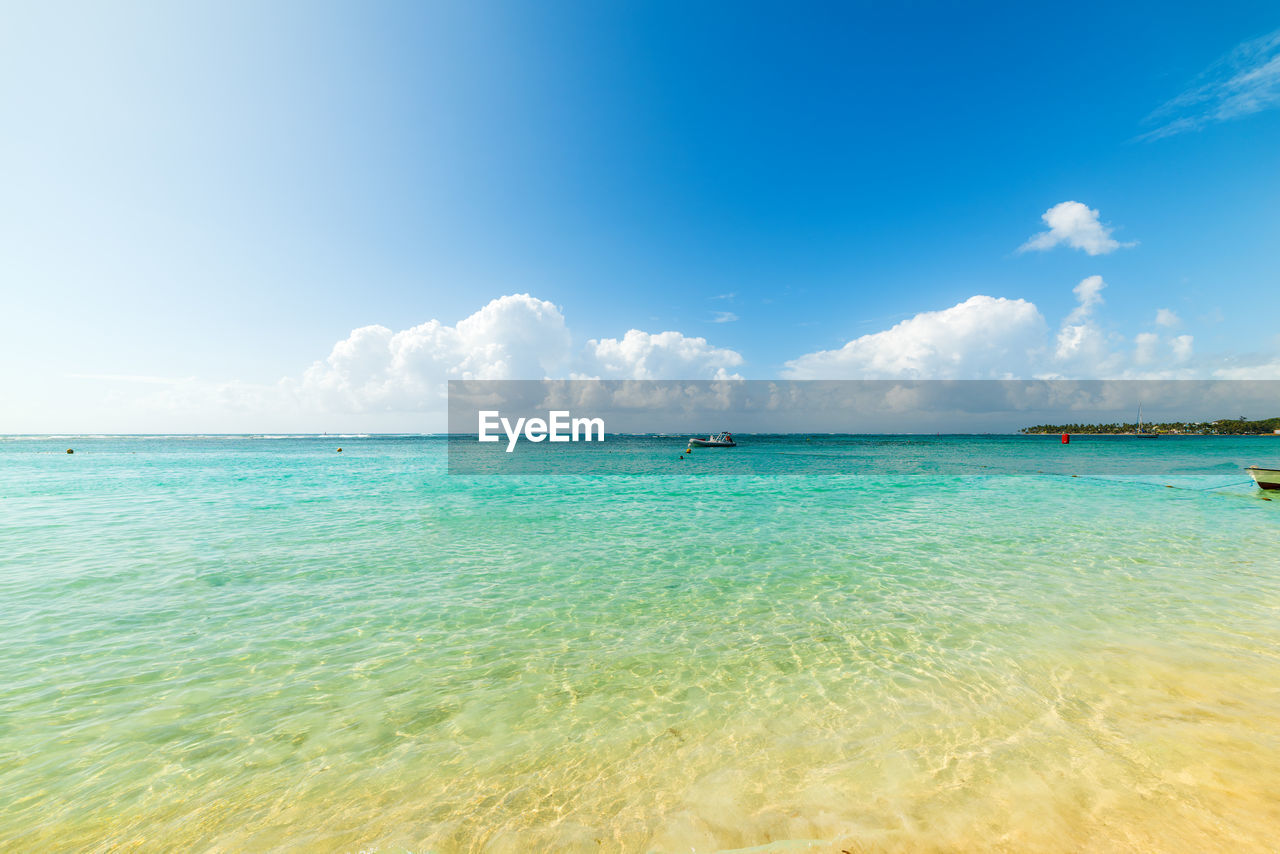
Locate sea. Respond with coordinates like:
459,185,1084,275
3,434,1279,852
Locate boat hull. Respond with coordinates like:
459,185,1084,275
689,439,735,447
1247,467,1280,490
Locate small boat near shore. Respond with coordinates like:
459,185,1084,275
689,432,736,448
1246,466,1280,490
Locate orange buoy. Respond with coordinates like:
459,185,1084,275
66,449,74,454
1061,433,1069,444
336,448,343,453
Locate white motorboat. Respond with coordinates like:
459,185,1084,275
689,432,736,448
1246,466,1280,490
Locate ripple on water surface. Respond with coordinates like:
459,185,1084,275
1,437,1279,852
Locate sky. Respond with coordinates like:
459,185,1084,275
2,1,1279,431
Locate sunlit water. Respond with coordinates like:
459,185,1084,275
3,436,1280,852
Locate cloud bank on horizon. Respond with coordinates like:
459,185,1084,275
46,196,1280,430
9,8,1280,434
283,294,747,415
49,279,1280,430
782,274,1198,382
140,283,1267,431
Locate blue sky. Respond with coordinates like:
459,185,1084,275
3,2,1279,430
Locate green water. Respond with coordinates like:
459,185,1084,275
3,436,1280,852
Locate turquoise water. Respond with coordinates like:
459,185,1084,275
448,432,1280,476
3,436,1280,852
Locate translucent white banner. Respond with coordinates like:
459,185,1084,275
447,380,1280,476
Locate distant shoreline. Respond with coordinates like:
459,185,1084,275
8,431,1280,439
1022,416,1280,437
1022,431,1280,437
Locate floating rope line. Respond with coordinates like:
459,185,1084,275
1176,479,1257,492
940,460,1260,493
766,455,1269,498
1040,472,1267,498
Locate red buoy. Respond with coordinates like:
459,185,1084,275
1061,433,1070,444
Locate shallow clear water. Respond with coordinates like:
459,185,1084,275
3,436,1280,852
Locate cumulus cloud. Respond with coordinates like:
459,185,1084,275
579,330,744,380
1052,280,1195,374
1066,274,1106,323
1141,28,1280,140
1052,275,1115,371
1214,357,1280,379
102,294,747,429
1019,201,1134,256
1134,332,1160,365
1171,334,1194,362
1052,330,1115,374
65,287,1269,433
783,276,1214,381
782,295,1048,379
295,293,572,412
292,296,748,413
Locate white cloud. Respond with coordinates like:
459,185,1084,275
783,277,1214,381
1034,276,1198,378
1155,308,1180,327
1053,275,1116,372
579,329,744,380
1019,201,1134,256
295,293,572,412
1214,358,1280,379
711,311,739,323
1053,322,1111,367
783,295,1048,379
107,295,746,430
1134,332,1159,365
1141,28,1280,140
1066,274,1106,323
44,287,1275,433
295,298,747,412
1171,334,1194,362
